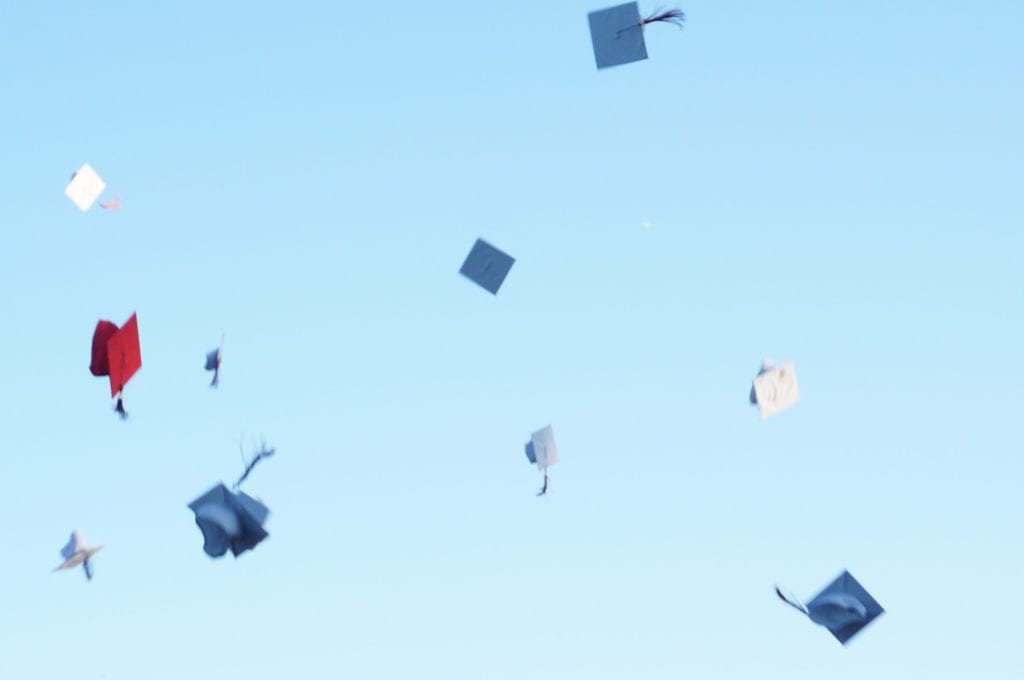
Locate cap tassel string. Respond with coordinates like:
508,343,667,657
234,440,275,490
114,391,127,419
537,473,549,497
641,8,686,28
618,6,685,37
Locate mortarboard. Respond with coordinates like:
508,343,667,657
65,163,107,212
751,359,799,419
588,3,685,70
776,571,884,645
89,313,142,418
459,238,515,295
205,336,223,388
188,483,270,559
525,425,559,496
53,531,103,581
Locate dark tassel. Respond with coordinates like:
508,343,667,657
210,368,219,389
235,441,275,489
641,7,686,28
114,396,127,420
536,473,549,497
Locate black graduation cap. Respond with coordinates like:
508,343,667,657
188,483,269,559
588,2,686,70
776,570,885,645
205,336,223,388
459,238,515,295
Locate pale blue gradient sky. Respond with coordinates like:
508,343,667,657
0,2,1022,679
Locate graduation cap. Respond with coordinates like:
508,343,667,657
524,425,559,496
776,571,885,645
750,359,799,419
459,238,515,295
588,3,685,70
52,531,103,581
65,163,107,212
89,313,142,418
188,483,270,559
205,336,223,388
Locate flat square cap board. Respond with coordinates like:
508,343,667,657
589,2,647,69
65,163,106,211
808,570,884,645
460,238,515,294
752,361,799,419
529,425,559,470
188,483,270,558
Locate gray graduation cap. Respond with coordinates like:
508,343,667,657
53,531,103,581
205,336,223,388
588,3,685,70
524,425,559,496
459,238,515,295
776,570,885,645
188,483,269,558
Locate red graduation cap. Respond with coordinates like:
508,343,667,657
89,313,142,417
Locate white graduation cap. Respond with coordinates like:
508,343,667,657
524,425,559,496
53,531,104,581
64,163,107,212
751,359,800,419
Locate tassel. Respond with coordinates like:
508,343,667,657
210,369,219,389
114,394,127,420
536,473,549,497
234,440,275,489
641,8,686,28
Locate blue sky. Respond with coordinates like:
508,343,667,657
1,1,1022,678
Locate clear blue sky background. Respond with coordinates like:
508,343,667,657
0,1,1021,678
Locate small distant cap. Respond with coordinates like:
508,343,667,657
528,425,559,471
752,360,799,419
188,483,270,559
807,570,884,645
65,163,107,212
459,238,515,295
205,348,221,371
588,2,647,69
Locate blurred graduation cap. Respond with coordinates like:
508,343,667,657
65,163,107,212
750,359,799,419
53,531,103,581
588,3,685,70
776,571,885,645
89,313,142,418
188,440,275,558
524,425,559,496
205,336,223,388
188,484,269,559
459,238,515,295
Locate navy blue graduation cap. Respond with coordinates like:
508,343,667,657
588,3,685,70
776,570,884,645
459,238,515,295
205,336,223,388
188,483,269,558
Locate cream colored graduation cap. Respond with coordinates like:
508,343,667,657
53,531,104,581
65,163,107,212
751,359,800,419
